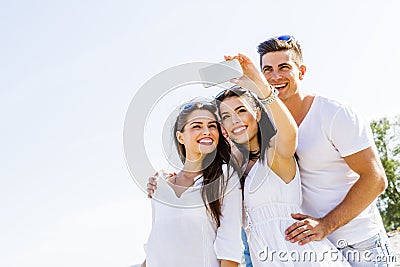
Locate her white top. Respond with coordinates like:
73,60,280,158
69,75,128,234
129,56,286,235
145,165,243,267
243,159,350,266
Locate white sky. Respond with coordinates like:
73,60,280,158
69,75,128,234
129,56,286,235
1,0,399,266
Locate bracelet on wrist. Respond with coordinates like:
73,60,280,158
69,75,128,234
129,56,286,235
259,87,279,106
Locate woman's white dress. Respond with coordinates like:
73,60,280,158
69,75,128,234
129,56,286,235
243,160,350,266
145,165,243,267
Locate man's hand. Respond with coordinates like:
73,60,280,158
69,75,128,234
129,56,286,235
146,170,175,198
285,213,332,245
146,175,158,198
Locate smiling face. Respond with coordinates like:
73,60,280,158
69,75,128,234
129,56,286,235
218,96,260,151
176,109,219,160
261,50,306,101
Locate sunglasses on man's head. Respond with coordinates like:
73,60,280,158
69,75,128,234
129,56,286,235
265,35,295,44
275,35,292,41
266,35,300,54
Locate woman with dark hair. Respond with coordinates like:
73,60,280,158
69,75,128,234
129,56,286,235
142,101,243,267
215,85,277,191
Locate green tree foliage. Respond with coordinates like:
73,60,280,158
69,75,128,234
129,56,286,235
370,116,400,231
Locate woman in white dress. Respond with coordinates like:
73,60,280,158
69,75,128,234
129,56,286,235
142,101,244,267
214,54,350,266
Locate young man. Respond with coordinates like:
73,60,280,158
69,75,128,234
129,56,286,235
242,35,393,266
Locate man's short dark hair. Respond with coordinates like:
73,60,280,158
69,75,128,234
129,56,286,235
257,36,303,68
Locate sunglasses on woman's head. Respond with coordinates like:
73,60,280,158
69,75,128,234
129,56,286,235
214,85,245,100
179,101,215,112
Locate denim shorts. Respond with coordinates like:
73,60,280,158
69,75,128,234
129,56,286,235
241,228,253,267
338,233,396,266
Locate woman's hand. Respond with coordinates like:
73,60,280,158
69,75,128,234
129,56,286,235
225,53,271,99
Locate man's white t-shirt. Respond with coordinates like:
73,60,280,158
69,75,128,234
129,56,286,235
297,95,383,246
